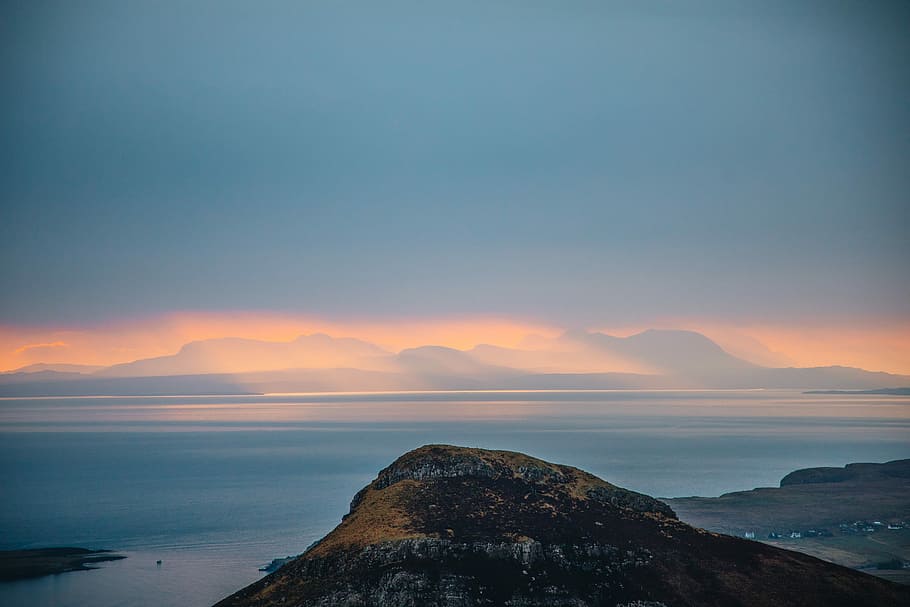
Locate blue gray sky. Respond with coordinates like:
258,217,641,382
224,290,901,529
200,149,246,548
2,1,908,327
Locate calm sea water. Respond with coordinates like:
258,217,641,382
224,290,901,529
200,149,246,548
1,390,908,607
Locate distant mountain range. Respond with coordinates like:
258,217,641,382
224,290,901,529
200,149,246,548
2,329,908,396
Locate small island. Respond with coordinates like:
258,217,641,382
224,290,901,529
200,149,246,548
0,547,125,581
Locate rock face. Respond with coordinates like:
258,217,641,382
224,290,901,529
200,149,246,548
216,445,909,607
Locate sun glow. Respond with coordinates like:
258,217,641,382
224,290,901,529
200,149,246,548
594,319,910,376
1,312,908,375
0,312,561,372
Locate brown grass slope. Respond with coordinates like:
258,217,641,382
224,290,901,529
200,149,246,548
216,445,909,607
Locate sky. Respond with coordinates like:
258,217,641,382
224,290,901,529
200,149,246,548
1,1,908,372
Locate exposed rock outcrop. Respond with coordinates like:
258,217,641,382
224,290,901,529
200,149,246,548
216,445,909,607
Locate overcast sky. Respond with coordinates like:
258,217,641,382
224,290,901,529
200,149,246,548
2,1,908,328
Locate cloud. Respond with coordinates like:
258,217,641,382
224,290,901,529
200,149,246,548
13,341,70,355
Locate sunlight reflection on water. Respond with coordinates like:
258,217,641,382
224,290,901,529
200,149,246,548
0,390,907,607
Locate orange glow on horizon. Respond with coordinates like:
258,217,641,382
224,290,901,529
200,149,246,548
0,312,561,372
594,319,910,376
731,323,910,376
1,312,908,375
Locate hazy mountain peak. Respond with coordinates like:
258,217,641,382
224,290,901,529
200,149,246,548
176,337,259,353
398,345,464,356
9,326,908,394
550,328,755,376
296,332,332,341
4,363,104,375
396,346,508,377
97,333,394,378
626,327,726,344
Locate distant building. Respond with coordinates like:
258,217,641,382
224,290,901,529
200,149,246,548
744,531,755,539
789,531,802,539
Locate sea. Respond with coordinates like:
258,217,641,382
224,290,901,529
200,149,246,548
1,389,908,607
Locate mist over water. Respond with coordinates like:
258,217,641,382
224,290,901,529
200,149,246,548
1,390,908,607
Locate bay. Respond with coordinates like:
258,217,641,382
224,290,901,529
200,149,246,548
0,390,907,607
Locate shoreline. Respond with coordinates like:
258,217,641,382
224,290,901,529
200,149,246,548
0,548,126,582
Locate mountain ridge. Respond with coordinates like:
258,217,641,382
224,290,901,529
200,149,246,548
5,329,909,395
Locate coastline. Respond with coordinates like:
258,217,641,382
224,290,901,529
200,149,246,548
0,548,126,581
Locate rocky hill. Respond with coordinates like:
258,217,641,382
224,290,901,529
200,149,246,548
215,445,907,606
